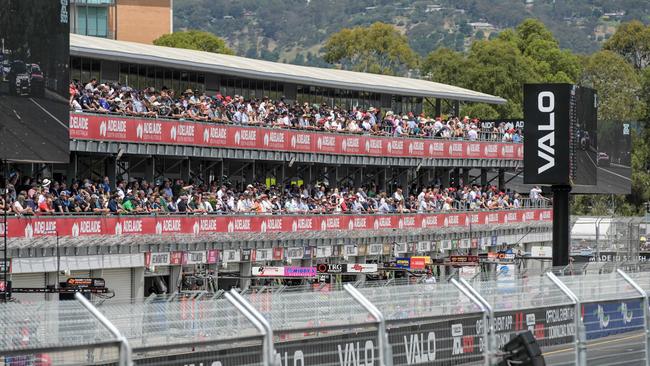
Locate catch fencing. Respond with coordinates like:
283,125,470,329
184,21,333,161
2,270,650,365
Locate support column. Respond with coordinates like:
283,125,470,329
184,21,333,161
45,272,59,301
106,157,117,191
435,99,442,118
239,261,252,290
498,169,505,191
66,152,78,181
461,169,470,187
169,265,182,293
355,256,367,283
453,100,460,117
552,185,571,267
143,157,155,183
180,159,191,183
480,169,488,187
438,168,450,188
131,267,145,299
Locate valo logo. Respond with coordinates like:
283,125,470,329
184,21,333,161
537,91,555,174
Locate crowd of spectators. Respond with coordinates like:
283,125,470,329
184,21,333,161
1,172,546,217
69,79,523,142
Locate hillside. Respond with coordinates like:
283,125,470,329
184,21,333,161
174,0,650,66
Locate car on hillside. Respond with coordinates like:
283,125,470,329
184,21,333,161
28,63,44,96
7,60,31,96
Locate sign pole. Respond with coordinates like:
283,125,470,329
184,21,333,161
552,185,572,266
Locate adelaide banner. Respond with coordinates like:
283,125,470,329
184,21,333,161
69,113,523,160
1,209,551,239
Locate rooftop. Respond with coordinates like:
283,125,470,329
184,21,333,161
70,34,507,105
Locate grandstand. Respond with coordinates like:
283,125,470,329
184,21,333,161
2,34,551,302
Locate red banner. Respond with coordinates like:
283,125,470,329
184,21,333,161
3,209,551,239
69,113,524,160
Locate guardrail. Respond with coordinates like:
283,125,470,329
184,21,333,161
69,112,524,160
2,270,650,366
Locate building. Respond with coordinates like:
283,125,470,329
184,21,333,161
4,34,553,302
70,0,173,44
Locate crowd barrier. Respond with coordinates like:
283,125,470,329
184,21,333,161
69,112,524,160
2,270,649,366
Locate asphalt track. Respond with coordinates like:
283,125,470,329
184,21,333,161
543,331,646,365
0,84,69,163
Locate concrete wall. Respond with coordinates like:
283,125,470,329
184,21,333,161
116,0,172,44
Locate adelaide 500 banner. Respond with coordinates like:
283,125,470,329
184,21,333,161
69,113,523,160
1,210,551,239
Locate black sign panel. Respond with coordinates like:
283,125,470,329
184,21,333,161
387,314,483,365
134,344,263,366
524,84,572,185
492,305,575,350
317,263,343,273
274,331,379,366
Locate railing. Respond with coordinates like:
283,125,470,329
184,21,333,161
69,112,524,160
3,270,650,365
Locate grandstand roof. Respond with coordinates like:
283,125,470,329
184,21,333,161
70,34,507,104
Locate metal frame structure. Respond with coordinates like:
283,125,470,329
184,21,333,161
5,271,650,365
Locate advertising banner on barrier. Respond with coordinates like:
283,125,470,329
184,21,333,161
69,113,523,161
275,331,379,366
387,314,484,365
395,258,410,269
2,210,552,239
583,299,644,340
489,305,576,350
135,345,264,366
316,263,344,274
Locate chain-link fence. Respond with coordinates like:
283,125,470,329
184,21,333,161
3,271,650,365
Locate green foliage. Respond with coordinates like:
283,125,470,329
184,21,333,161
580,50,642,122
322,22,419,75
153,30,234,55
603,20,650,70
422,19,581,118
460,103,500,120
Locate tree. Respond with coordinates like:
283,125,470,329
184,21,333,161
322,22,419,76
153,30,235,55
420,48,468,87
580,50,642,122
603,20,650,70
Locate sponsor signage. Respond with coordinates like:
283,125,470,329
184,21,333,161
183,251,206,265
388,314,483,365
252,266,285,277
3,210,551,239
222,249,241,263
274,331,379,366
169,251,183,265
409,257,427,270
531,246,552,258
344,245,359,257
144,252,171,269
254,248,272,262
70,113,523,161
283,267,317,277
417,241,431,253
394,243,408,254
523,84,597,186
487,252,516,261
206,249,220,264
272,247,284,261
490,306,575,350
395,257,411,269
316,263,343,274
66,278,105,288
449,255,480,264
316,246,332,258
583,299,644,340
286,247,304,260
368,244,383,256
241,249,254,262
345,263,378,273
135,345,263,366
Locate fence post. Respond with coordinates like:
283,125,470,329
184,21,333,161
224,291,271,366
228,289,275,366
74,292,132,366
344,283,391,366
546,272,585,365
617,269,650,366
458,278,496,365
451,279,490,366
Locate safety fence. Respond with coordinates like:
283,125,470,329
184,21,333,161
2,270,649,365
